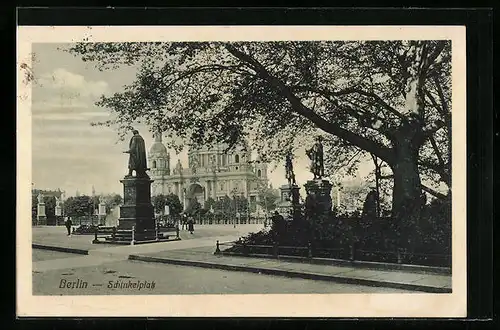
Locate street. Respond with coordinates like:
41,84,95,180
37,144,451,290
33,250,413,295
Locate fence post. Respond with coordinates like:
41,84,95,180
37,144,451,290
273,243,278,258
215,240,221,254
155,222,159,241
131,225,135,246
176,225,180,239
307,242,312,259
112,226,116,239
350,244,355,261
243,242,248,256
397,248,402,264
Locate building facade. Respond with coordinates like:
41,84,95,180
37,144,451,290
148,132,270,215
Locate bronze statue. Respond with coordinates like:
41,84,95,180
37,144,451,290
123,130,148,177
285,152,296,186
306,136,325,180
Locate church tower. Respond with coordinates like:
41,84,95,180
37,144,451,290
148,130,170,196
253,154,268,182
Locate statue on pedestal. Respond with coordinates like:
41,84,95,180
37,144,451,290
55,197,61,208
306,136,325,180
123,129,149,177
37,193,44,204
285,152,296,187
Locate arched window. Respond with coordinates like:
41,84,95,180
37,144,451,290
152,160,157,168
235,154,240,163
257,169,262,177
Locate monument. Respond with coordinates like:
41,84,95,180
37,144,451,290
277,152,301,219
36,192,46,225
98,196,107,225
118,129,155,231
304,136,333,220
54,197,62,225
98,130,159,244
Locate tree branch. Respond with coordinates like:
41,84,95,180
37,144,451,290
421,184,447,200
419,160,450,186
429,134,447,172
222,44,396,165
424,88,451,127
293,85,408,123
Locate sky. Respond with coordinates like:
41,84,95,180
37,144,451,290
30,43,374,197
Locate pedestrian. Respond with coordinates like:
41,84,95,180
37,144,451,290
188,217,194,234
65,217,72,236
181,214,187,230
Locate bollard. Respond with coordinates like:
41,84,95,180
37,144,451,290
215,240,221,254
131,225,135,246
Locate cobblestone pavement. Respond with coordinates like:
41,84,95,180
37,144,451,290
33,254,413,295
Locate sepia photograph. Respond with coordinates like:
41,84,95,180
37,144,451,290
17,25,467,317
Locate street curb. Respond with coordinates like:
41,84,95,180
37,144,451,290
32,244,89,255
220,251,451,275
129,255,451,293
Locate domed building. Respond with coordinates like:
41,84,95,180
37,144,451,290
148,131,270,216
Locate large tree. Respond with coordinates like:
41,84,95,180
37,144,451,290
68,40,451,242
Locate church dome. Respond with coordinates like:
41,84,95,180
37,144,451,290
149,141,168,156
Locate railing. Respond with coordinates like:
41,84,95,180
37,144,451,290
92,223,180,245
92,226,117,244
214,240,451,267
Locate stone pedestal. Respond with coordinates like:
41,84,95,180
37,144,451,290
118,176,155,231
304,179,333,217
98,203,107,225
303,179,333,244
277,184,301,219
37,203,46,225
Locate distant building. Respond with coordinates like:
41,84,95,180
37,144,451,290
148,131,270,215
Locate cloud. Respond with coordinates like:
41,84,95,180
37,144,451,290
38,68,109,98
32,68,110,113
32,111,110,121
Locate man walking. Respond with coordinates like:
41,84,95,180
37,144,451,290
188,217,195,234
65,217,73,236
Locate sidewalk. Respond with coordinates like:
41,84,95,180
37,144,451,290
129,247,452,293
31,224,263,254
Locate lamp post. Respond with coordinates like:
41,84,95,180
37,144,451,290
209,205,214,225
232,188,238,228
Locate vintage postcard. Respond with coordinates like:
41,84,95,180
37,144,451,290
17,25,466,317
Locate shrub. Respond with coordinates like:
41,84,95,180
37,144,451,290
226,199,451,267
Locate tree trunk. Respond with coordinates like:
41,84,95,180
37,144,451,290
390,131,423,251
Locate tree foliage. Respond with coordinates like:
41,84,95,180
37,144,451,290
64,195,93,217
256,189,279,212
68,40,451,225
152,193,183,216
